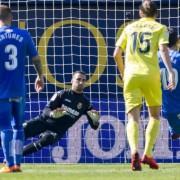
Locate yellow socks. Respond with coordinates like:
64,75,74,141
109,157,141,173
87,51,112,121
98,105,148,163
126,119,139,154
127,117,160,157
144,118,160,157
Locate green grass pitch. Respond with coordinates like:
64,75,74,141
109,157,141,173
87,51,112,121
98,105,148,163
0,164,179,180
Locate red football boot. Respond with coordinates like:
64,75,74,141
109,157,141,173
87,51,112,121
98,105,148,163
141,155,159,169
131,152,142,171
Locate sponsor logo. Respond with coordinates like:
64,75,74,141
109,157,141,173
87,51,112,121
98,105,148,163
62,104,80,117
77,102,82,110
65,99,71,103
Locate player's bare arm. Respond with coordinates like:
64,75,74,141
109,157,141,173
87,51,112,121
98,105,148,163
159,44,175,90
113,47,124,79
32,55,44,92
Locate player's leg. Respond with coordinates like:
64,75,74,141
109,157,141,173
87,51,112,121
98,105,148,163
141,106,160,169
0,114,46,147
127,106,142,171
123,75,142,171
142,74,161,169
23,115,48,138
0,100,14,172
11,97,25,171
127,107,141,156
23,131,60,156
144,106,161,157
165,113,180,140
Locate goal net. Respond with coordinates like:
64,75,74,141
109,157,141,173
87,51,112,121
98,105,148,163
0,0,179,163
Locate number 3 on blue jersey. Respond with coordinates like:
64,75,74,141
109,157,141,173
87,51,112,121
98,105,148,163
161,68,178,90
5,44,18,70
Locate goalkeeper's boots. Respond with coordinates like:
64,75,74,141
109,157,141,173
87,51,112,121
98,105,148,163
141,155,159,169
131,152,142,171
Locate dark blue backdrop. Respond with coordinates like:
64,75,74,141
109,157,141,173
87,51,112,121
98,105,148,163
0,0,179,163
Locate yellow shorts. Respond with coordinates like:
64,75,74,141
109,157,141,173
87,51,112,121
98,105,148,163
123,73,162,113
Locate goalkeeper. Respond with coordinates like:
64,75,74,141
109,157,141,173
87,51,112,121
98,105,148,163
22,71,100,155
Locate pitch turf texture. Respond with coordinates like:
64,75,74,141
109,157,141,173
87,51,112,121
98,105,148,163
0,164,179,180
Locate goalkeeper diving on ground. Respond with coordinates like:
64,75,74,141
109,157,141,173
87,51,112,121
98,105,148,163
23,71,100,155
2,71,100,156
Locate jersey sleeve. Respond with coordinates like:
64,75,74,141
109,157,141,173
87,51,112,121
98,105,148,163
84,98,93,113
158,26,169,45
42,91,64,118
115,28,127,51
25,31,38,58
47,91,64,109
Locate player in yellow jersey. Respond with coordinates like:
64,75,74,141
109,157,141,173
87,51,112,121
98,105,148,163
114,0,175,171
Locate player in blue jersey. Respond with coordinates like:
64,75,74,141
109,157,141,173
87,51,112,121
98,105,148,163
159,28,180,140
0,5,44,173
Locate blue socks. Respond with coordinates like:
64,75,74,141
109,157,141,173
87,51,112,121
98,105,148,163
13,129,24,165
1,129,24,167
1,129,14,167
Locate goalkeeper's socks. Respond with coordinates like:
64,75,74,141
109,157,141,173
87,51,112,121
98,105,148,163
144,118,160,156
1,129,14,167
126,119,139,154
13,129,24,165
23,142,41,156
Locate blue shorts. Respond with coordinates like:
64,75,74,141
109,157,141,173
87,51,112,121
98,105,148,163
0,97,25,130
164,113,180,135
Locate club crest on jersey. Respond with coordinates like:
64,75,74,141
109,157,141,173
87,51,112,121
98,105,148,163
77,102,82,110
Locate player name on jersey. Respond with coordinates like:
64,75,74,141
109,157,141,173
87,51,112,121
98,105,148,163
0,32,24,43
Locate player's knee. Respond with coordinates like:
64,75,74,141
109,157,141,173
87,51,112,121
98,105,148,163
13,123,23,130
149,116,160,121
23,122,28,128
40,132,59,146
0,123,12,131
22,122,30,137
148,107,161,119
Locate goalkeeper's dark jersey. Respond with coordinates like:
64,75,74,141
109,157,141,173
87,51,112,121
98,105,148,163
41,89,98,133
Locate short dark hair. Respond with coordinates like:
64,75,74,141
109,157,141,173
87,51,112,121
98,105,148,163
0,5,12,21
72,71,86,77
168,28,178,48
139,0,157,17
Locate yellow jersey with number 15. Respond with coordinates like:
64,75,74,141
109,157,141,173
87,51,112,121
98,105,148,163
116,17,169,76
